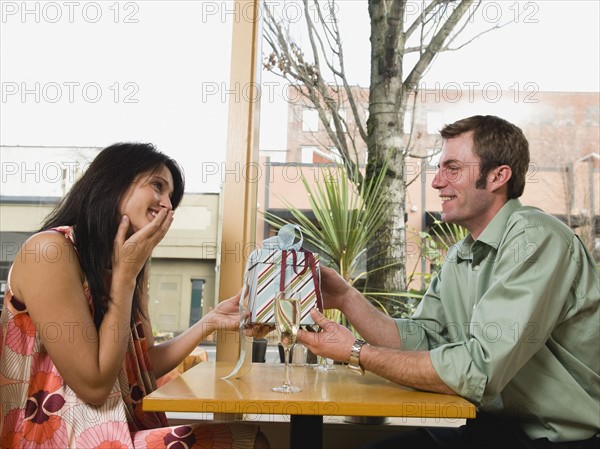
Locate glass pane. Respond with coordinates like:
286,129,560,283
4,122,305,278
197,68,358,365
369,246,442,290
257,1,371,246
256,1,600,293
1,1,232,335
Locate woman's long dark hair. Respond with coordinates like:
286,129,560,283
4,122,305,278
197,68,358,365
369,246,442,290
40,143,185,329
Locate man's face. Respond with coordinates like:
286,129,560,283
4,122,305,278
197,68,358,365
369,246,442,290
431,132,496,237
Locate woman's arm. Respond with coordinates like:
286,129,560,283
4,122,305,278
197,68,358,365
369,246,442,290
145,291,243,378
13,230,133,405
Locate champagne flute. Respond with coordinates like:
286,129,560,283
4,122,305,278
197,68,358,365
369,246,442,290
272,291,302,393
313,309,337,371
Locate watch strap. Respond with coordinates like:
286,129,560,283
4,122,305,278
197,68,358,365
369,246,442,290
348,339,366,375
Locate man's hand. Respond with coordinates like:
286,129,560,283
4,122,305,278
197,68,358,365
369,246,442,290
319,266,355,313
297,308,356,363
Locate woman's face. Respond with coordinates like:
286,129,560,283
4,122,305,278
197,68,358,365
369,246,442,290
118,165,175,233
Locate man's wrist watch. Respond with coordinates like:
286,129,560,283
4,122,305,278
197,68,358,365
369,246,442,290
348,339,367,375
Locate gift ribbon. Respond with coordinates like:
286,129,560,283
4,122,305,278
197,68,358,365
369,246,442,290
280,249,322,315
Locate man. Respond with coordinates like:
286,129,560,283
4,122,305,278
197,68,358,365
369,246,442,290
297,115,599,448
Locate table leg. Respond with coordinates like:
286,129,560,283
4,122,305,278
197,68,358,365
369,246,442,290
290,415,323,449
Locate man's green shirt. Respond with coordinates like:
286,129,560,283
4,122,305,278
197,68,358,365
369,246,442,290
396,199,599,441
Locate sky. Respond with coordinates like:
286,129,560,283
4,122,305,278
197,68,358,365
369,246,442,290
1,0,599,193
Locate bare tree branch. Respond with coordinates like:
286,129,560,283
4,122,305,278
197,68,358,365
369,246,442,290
442,22,511,52
405,0,445,39
403,0,476,93
264,1,365,181
317,1,369,143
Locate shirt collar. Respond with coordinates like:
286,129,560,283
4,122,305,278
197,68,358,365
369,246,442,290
476,199,522,249
455,199,522,261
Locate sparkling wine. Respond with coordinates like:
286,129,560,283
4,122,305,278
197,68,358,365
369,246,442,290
272,293,302,393
275,298,300,348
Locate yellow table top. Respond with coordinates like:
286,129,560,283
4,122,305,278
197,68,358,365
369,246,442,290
143,361,476,419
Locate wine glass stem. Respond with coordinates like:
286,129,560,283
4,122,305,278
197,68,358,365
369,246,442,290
283,347,291,387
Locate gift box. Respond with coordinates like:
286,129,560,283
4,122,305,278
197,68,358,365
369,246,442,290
223,224,322,379
243,224,323,326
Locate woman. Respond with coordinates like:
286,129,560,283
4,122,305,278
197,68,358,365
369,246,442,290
0,143,268,449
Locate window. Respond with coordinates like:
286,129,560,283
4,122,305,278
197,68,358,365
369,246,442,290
330,109,347,132
2,2,237,336
328,147,344,164
584,106,599,127
302,109,319,132
0,261,10,309
301,146,319,163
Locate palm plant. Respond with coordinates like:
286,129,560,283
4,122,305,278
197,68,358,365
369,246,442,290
416,215,468,288
264,160,421,323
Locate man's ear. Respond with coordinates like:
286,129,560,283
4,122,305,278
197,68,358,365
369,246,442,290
488,165,512,192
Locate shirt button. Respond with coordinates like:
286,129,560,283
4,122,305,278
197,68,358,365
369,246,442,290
473,265,480,271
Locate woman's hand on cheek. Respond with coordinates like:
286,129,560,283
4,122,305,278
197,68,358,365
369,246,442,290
112,209,174,280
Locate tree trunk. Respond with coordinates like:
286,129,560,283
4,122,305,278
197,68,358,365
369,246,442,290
366,0,408,305
365,0,476,312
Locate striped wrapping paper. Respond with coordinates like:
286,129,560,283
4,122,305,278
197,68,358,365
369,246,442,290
245,248,322,325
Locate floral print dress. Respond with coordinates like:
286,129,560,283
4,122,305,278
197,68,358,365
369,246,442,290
0,227,257,449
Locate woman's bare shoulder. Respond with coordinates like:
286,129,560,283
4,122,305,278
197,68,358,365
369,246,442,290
11,230,84,299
